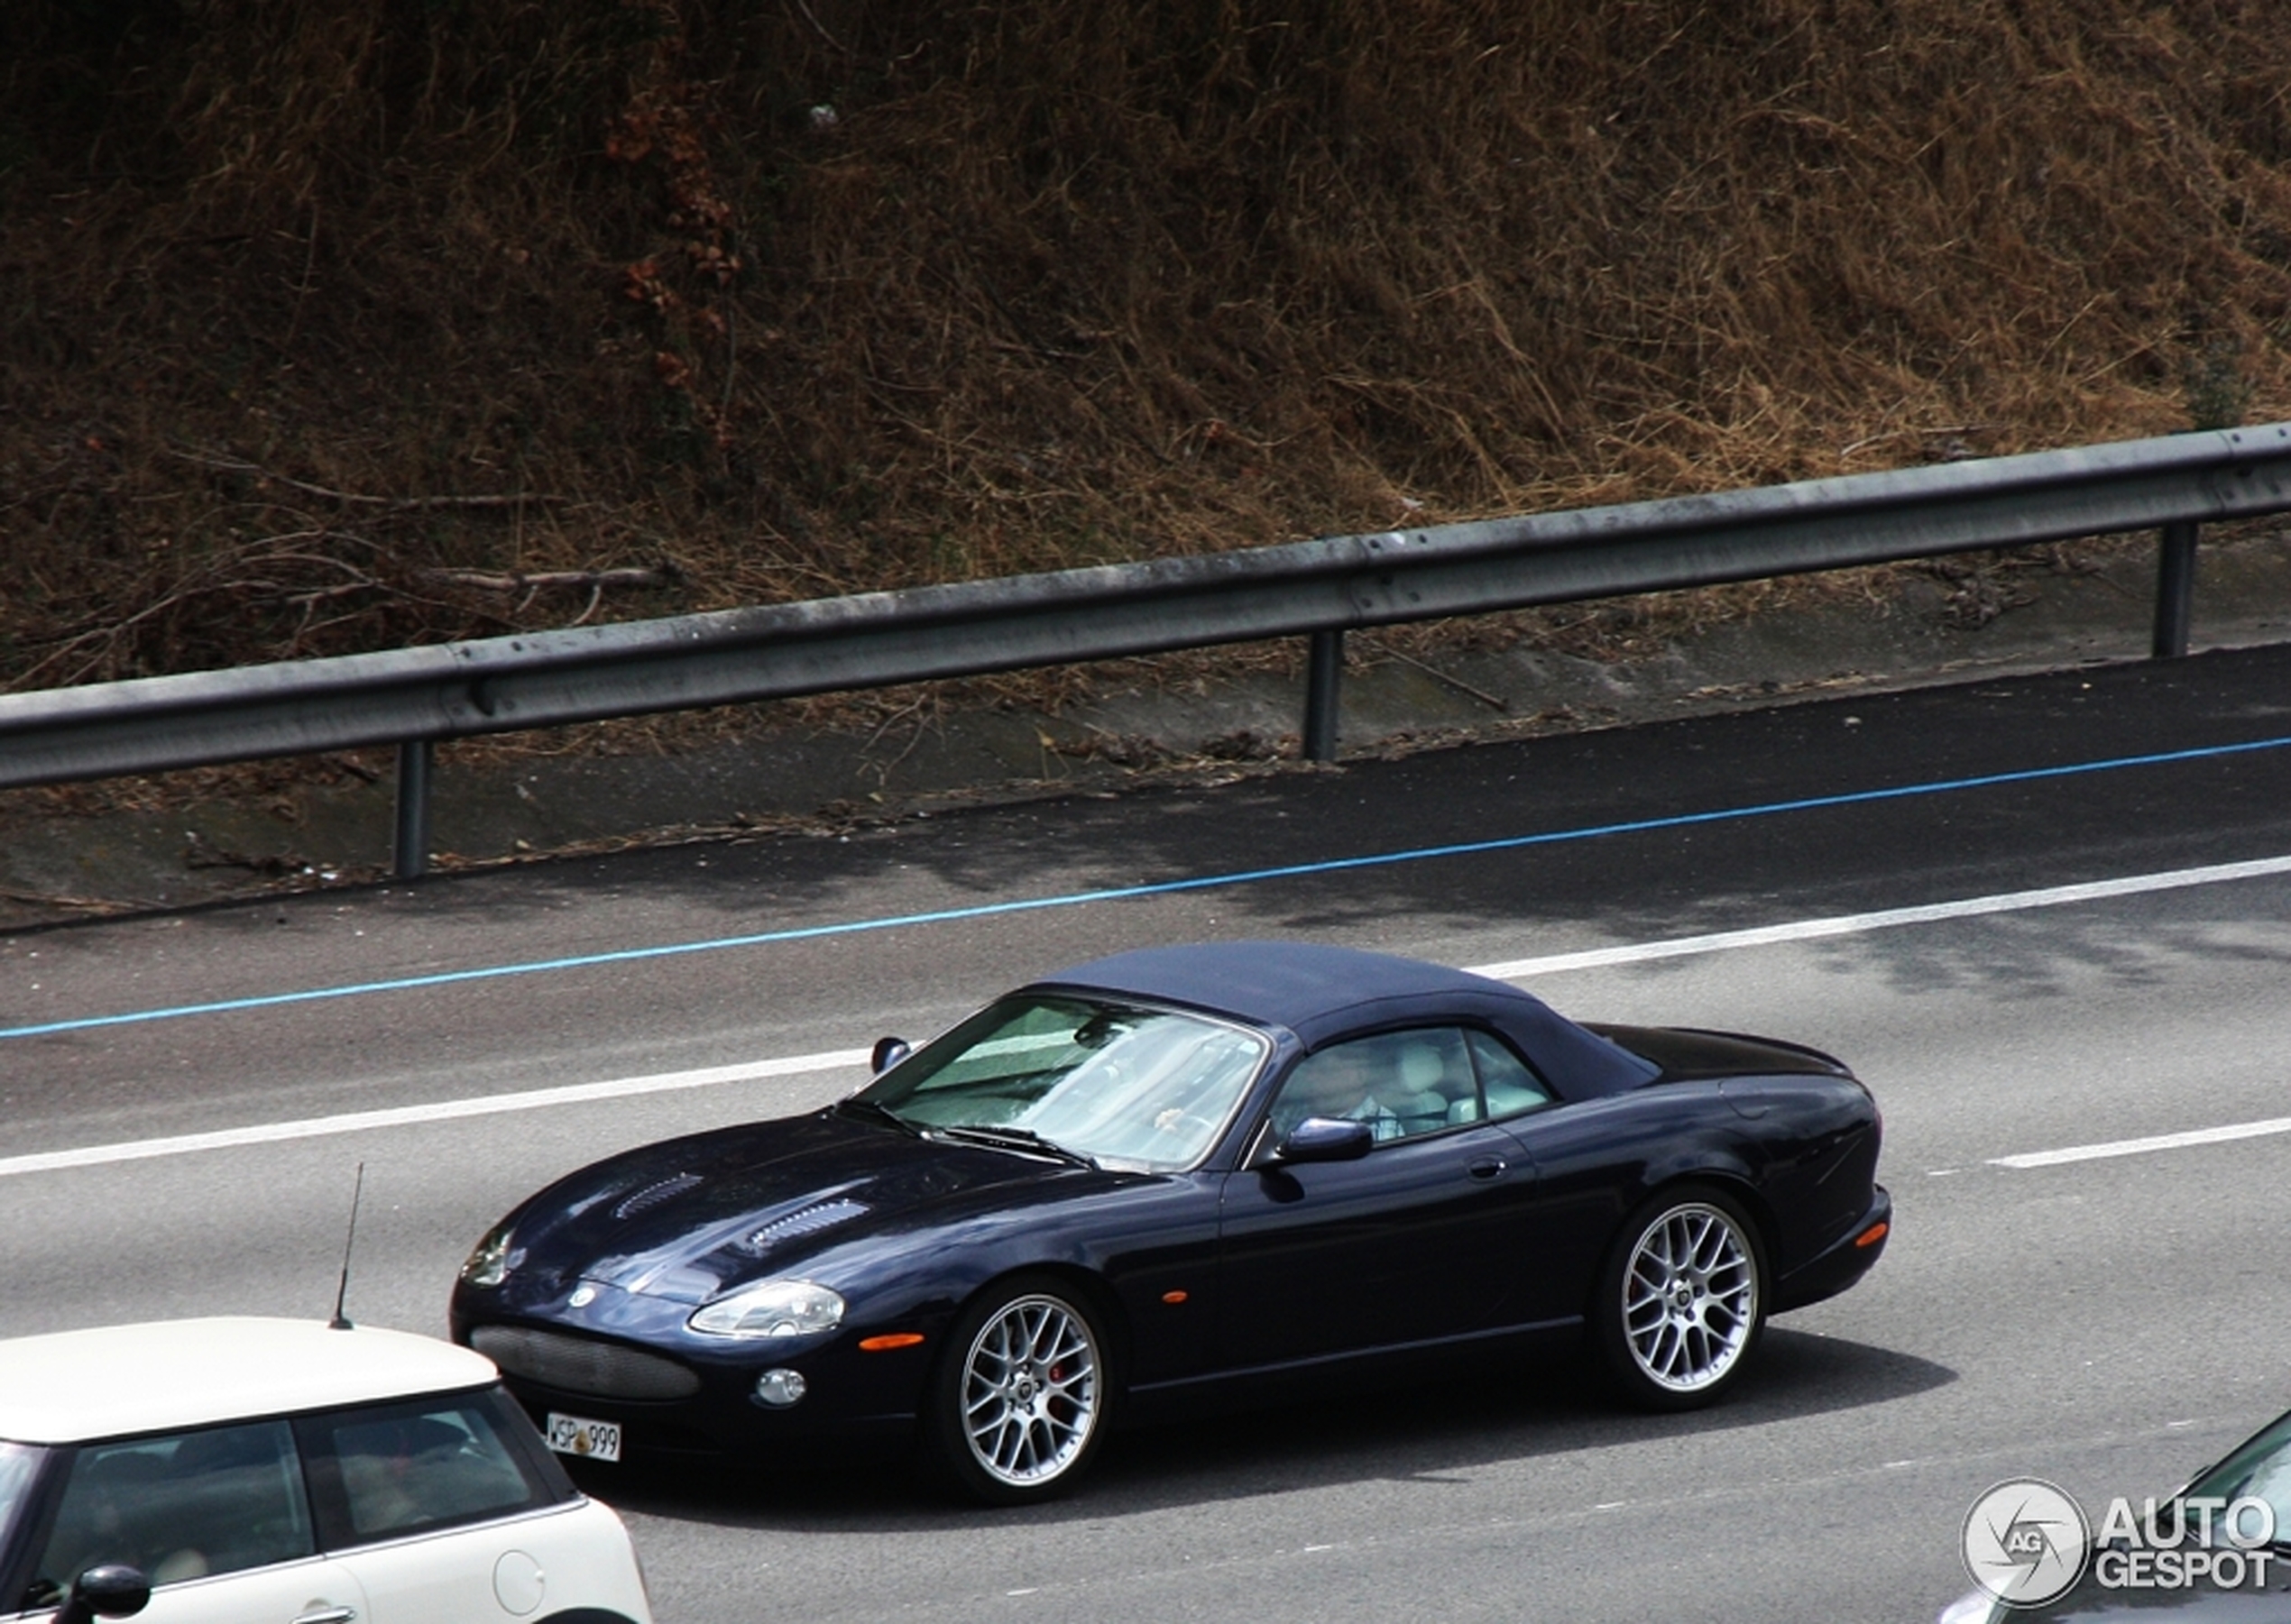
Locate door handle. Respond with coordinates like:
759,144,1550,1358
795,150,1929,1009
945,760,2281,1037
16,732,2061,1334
1468,1156,1507,1180
293,1607,358,1624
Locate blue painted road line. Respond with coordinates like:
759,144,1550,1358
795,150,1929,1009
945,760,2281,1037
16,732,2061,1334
14,854,2291,1177
5,730,2288,1041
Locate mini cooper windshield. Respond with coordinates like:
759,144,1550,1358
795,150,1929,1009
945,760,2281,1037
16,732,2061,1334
852,995,1268,1172
2184,1408,2291,1543
0,1441,39,1560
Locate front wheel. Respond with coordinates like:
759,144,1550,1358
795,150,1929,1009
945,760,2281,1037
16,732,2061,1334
926,1276,1110,1505
1593,1185,1766,1411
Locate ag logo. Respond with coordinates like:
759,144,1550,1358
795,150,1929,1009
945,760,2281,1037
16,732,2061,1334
1963,1478,2091,1608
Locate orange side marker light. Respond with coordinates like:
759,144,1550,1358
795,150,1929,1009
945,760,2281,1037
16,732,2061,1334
858,1333,926,1352
1161,1289,1189,1305
1854,1221,1890,1249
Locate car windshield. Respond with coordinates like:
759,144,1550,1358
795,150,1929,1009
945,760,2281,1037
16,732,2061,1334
856,995,1269,1171
2185,1408,2291,1546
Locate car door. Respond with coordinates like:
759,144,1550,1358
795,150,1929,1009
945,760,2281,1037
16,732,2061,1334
110,1563,371,1624
295,1388,585,1624
16,1419,368,1624
1488,1075,1679,1326
1215,1027,1543,1369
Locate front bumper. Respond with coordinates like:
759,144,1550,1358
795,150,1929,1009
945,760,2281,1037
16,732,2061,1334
451,1282,943,1463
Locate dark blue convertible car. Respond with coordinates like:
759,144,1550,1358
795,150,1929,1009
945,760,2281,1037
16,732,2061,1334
451,942,1890,1502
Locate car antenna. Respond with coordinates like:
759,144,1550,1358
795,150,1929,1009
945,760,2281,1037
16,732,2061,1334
327,1161,365,1331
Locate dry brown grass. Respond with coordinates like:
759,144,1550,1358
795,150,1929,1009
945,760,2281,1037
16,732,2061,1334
5,0,2291,695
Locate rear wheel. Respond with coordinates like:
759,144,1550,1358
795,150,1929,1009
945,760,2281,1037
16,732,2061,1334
1593,1184,1766,1410
926,1276,1109,1504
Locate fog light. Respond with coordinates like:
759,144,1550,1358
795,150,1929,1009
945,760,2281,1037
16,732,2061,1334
754,1368,807,1408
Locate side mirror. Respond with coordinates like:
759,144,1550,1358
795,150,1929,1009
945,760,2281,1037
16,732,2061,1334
1273,1116,1375,1164
870,1036,911,1076
58,1564,152,1624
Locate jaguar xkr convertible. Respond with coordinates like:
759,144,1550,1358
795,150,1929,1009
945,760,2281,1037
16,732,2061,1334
451,941,1890,1502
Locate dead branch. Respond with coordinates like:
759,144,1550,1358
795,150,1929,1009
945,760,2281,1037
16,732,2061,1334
0,886,143,917
170,449,571,510
9,536,393,690
1357,635,1510,711
413,565,685,594
786,0,852,55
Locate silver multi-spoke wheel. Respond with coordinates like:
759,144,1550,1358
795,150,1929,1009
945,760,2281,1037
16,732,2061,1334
1596,1188,1765,1410
948,1288,1103,1496
1621,1201,1756,1391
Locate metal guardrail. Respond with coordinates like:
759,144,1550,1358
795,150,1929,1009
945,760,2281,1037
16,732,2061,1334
5,421,2290,878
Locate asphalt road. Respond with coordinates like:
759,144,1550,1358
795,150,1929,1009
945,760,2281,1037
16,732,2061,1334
7,643,2291,1622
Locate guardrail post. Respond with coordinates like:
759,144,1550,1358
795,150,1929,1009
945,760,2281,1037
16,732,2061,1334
2152,519,2199,658
393,740,433,880
1302,628,1344,762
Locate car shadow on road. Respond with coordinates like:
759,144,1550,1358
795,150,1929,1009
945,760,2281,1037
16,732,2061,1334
570,1325,1955,1533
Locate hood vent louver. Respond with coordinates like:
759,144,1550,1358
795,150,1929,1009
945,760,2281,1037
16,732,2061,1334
612,1171,704,1220
741,1197,870,1254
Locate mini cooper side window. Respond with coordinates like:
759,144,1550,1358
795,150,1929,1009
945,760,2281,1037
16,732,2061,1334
27,1419,313,1605
1272,1028,1481,1144
1467,1030,1554,1119
299,1389,566,1547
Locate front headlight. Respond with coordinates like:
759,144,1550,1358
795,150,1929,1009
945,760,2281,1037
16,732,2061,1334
460,1221,520,1289
687,1279,846,1339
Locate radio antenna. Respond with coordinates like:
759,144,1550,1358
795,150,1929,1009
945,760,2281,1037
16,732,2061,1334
327,1161,366,1331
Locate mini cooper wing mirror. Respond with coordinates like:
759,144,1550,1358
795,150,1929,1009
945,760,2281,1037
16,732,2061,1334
870,1036,912,1075
58,1564,152,1624
1274,1115,1376,1164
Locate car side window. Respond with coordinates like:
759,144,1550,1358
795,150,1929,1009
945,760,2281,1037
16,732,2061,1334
1270,1028,1481,1144
298,1389,566,1548
1467,1029,1555,1120
27,1419,313,1605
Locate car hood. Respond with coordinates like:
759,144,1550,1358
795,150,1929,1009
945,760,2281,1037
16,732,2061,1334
505,1109,1097,1305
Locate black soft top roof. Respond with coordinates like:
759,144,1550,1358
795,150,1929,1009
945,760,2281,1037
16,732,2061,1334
1032,940,1658,1100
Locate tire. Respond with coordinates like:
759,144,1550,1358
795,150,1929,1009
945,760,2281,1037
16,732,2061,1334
925,1275,1111,1505
1592,1183,1767,1411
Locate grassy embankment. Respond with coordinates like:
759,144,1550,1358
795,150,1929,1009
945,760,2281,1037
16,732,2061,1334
5,1,2289,750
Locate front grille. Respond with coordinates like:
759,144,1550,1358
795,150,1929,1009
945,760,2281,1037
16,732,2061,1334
471,1326,701,1400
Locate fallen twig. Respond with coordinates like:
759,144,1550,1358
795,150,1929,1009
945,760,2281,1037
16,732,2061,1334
170,448,571,510
414,565,684,594
0,886,143,916
1357,636,1510,711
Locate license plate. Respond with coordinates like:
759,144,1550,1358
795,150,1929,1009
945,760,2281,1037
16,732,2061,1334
544,1412,621,1463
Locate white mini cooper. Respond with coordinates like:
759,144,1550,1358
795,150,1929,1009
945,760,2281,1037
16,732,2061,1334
0,1317,653,1624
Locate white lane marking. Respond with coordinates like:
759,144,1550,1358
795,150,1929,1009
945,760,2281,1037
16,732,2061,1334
0,1050,869,1180
1990,1116,2291,1170
1466,854,2291,1176
14,850,2291,1182
1461,853,2291,980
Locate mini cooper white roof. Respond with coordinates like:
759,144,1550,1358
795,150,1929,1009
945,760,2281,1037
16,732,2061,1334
0,1317,501,1445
